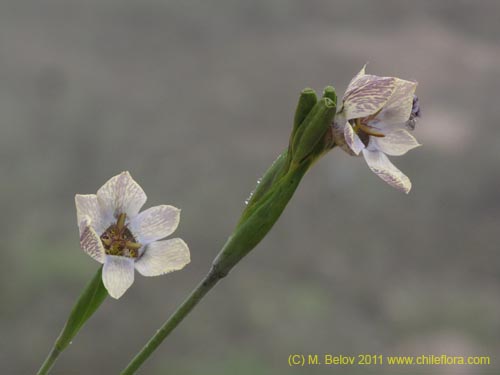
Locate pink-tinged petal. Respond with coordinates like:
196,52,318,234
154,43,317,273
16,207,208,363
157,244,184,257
75,194,110,235
332,116,359,156
135,238,190,277
372,128,421,156
97,171,147,219
129,205,181,245
102,255,135,299
343,74,397,120
344,123,365,155
376,79,417,125
79,222,106,263
362,149,412,193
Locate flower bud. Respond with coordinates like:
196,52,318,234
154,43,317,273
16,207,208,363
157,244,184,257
291,96,336,164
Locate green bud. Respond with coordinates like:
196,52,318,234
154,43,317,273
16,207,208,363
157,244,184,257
304,86,338,160
211,87,336,276
291,97,336,164
322,85,337,105
292,88,318,135
244,89,318,216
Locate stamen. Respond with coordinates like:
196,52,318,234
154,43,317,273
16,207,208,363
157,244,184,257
101,237,112,246
358,123,385,138
125,241,142,250
100,213,141,258
351,118,361,134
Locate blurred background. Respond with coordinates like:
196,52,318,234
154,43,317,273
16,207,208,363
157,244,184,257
1,1,499,374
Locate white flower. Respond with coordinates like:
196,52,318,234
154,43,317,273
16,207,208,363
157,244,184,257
75,171,190,299
333,66,421,193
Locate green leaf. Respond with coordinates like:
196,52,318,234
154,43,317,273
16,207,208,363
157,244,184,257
38,267,107,375
56,266,108,351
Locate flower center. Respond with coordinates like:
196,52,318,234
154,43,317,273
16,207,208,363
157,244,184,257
349,118,385,147
352,118,385,138
100,213,141,258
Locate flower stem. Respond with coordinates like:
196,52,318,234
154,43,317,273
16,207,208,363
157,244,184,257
37,266,108,375
120,267,224,375
120,87,337,374
37,347,61,375
121,163,314,374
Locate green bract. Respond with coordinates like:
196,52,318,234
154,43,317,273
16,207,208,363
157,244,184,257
213,87,337,276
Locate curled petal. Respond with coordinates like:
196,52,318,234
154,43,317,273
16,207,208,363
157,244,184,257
376,79,417,125
362,149,412,193
97,171,147,219
342,74,397,120
332,117,359,156
75,194,109,235
372,128,421,156
102,255,135,299
135,238,190,277
344,123,365,155
80,222,106,263
130,205,181,245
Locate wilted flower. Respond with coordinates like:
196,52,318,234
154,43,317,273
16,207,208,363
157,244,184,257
333,66,421,193
75,171,190,299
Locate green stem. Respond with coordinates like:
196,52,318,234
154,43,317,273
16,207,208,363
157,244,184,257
121,162,312,375
37,266,108,375
120,267,224,375
120,86,337,374
37,347,61,375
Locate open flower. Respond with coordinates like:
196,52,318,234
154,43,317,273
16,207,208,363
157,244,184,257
333,66,421,193
75,171,190,299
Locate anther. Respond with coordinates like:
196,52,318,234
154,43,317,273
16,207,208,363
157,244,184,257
125,241,142,250
358,123,385,138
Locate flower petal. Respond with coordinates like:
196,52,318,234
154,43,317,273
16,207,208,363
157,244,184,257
362,149,412,193
79,222,106,263
102,255,135,299
135,238,190,277
344,122,365,155
342,72,397,121
129,205,181,245
97,171,147,219
376,79,417,125
344,64,367,91
75,194,110,235
372,128,421,156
